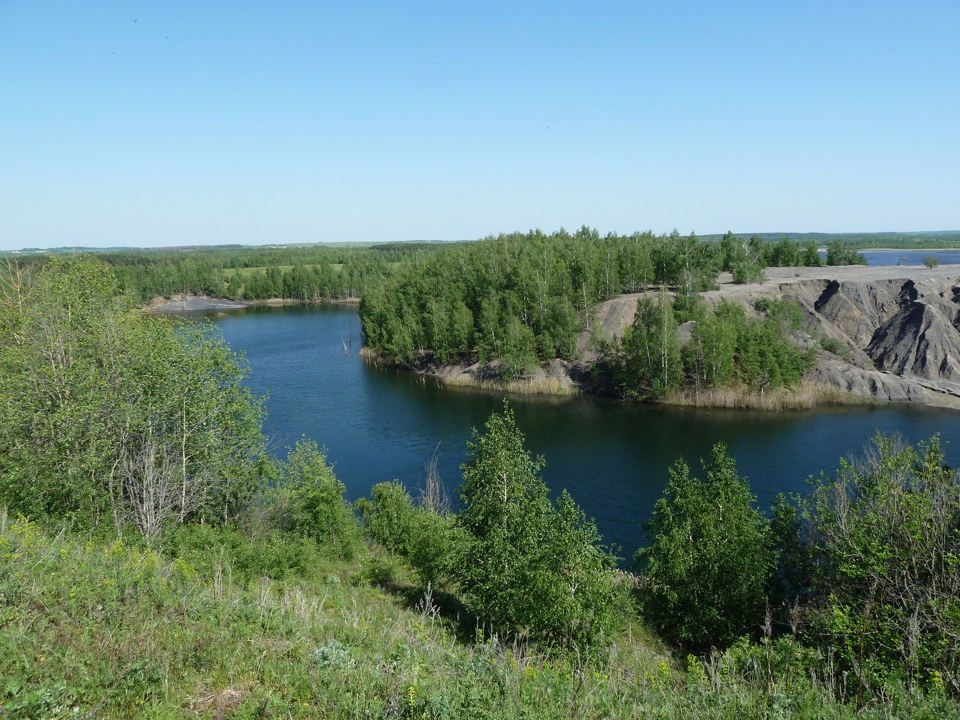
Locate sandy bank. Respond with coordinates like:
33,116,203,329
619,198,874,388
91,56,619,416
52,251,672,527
150,295,251,312
149,294,360,312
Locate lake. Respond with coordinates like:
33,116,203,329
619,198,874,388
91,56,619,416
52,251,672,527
860,249,960,266
204,305,959,561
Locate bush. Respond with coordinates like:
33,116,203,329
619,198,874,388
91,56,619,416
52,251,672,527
163,523,323,583
787,435,960,693
357,480,467,588
406,510,467,588
265,438,360,558
357,480,418,553
636,444,775,649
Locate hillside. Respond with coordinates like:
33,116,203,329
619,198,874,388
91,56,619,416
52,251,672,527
581,264,960,408
419,264,960,408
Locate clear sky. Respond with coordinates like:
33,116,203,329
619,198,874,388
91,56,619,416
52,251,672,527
1,1,957,251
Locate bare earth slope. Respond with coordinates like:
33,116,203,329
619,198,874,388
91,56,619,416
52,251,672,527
587,265,960,408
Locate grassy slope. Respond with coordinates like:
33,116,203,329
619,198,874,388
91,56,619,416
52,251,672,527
1,513,955,718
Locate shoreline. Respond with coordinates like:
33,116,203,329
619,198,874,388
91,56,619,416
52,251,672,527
359,347,882,411
149,294,360,312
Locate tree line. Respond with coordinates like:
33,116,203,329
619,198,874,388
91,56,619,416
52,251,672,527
4,229,867,314
9,242,447,303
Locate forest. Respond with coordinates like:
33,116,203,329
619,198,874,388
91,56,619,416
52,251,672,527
1,256,959,716
358,229,822,394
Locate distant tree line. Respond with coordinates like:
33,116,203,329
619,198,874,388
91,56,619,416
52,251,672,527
2,231,873,313
57,243,447,302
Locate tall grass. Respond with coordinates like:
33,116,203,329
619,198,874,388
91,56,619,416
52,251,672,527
2,513,955,717
668,382,873,411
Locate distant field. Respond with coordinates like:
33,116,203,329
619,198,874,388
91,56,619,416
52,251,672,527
221,264,346,279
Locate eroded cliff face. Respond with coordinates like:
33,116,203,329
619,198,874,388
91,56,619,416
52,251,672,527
777,275,960,405
586,266,960,407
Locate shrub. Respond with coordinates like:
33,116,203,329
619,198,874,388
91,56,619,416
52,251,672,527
357,480,466,589
406,510,468,588
636,443,775,649
163,522,323,583
357,480,418,554
788,435,960,693
265,438,360,558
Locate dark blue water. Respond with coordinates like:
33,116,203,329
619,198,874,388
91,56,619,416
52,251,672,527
204,305,959,561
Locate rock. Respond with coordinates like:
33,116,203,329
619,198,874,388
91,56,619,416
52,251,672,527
867,300,960,381
807,356,930,404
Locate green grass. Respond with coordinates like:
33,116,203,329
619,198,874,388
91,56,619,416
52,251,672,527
220,265,296,279
220,263,359,279
1,511,956,718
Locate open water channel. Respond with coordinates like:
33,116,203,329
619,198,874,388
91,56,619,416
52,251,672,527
201,300,960,561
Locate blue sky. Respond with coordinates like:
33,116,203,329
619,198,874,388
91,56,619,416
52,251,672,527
1,1,957,251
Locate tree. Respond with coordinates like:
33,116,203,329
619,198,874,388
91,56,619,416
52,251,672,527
826,240,867,266
735,298,813,391
266,438,359,558
684,300,741,391
636,444,775,649
615,290,682,399
788,435,960,692
723,233,766,283
455,403,619,648
0,257,266,532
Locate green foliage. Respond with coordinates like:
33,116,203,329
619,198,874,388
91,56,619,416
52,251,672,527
264,438,360,558
818,334,851,359
358,480,467,588
684,300,742,390
0,257,266,532
614,290,683,399
788,435,960,693
636,444,776,649
924,255,941,269
721,233,767,283
826,240,867,266
4,508,959,717
735,298,813,390
95,241,428,302
360,228,723,378
456,403,620,648
406,510,467,589
672,282,707,324
164,521,326,583
358,481,419,554
615,294,812,399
